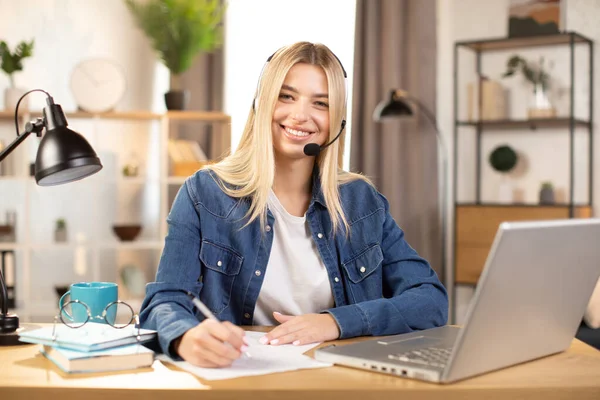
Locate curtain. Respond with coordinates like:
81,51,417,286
177,49,225,158
350,0,442,281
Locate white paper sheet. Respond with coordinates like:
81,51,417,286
157,330,332,380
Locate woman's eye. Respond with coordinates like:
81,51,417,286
279,93,293,100
315,101,329,108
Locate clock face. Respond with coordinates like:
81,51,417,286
70,58,127,113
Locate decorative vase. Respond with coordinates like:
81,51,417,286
539,185,555,205
164,90,190,110
122,152,140,177
4,87,28,113
528,83,556,119
54,227,67,242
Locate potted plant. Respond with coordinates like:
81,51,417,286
54,218,67,243
502,54,555,119
539,181,555,204
125,0,226,110
0,39,34,112
489,145,518,203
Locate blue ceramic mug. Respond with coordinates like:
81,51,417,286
58,282,118,325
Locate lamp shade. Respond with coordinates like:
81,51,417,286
373,90,414,121
34,126,102,186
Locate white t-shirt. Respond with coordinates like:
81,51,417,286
253,190,334,325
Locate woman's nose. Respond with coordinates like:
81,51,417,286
291,100,309,122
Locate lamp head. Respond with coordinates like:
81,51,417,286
373,89,414,122
34,100,102,186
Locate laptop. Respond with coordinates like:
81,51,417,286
314,219,600,383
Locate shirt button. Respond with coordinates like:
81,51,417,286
255,270,262,276
317,233,323,239
217,261,222,267
266,225,271,232
334,277,339,283
244,313,251,319
359,266,366,273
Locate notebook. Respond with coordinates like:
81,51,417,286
19,322,157,352
41,343,155,373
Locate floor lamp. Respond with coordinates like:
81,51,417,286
0,89,103,345
373,89,450,312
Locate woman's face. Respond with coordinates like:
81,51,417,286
271,63,330,160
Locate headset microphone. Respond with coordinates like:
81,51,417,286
303,120,346,156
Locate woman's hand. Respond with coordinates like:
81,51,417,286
260,312,340,346
176,319,248,368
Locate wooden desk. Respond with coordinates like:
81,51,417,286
1,326,599,400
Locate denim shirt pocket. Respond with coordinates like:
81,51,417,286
199,240,244,314
341,244,384,302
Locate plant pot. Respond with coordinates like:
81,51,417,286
539,187,555,204
54,227,67,243
4,87,29,113
164,90,190,110
528,83,556,119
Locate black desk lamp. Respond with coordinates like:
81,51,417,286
373,89,448,290
0,89,102,345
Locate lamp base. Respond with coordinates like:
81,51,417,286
0,312,19,333
0,323,42,346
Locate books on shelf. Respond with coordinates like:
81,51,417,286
41,343,154,373
18,322,157,352
167,139,207,163
467,79,507,121
168,139,209,177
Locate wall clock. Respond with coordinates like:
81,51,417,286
70,58,127,113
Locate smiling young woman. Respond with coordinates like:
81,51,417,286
139,42,448,369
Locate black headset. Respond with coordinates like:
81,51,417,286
252,47,347,157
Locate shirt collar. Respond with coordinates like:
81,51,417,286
310,165,327,208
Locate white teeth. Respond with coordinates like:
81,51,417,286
284,127,311,137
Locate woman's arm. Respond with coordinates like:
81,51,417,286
139,182,205,358
326,192,448,338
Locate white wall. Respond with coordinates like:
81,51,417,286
0,0,167,112
437,0,600,323
223,0,357,169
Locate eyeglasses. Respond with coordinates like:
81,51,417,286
52,299,141,342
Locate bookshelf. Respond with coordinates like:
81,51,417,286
0,110,231,320
452,31,594,291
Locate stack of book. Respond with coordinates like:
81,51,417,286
168,139,209,177
19,322,157,374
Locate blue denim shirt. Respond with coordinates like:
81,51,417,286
140,169,448,357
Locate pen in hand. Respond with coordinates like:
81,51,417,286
186,291,251,358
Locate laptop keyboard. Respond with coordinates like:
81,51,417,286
388,346,453,368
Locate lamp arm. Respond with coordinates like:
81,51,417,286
13,89,52,136
0,119,45,163
0,119,44,320
406,95,449,289
0,263,7,317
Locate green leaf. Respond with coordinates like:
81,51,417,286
124,0,226,74
0,39,34,77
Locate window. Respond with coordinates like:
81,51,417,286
224,0,357,169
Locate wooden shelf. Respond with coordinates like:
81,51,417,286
22,241,164,251
456,202,591,208
0,110,230,122
457,118,590,130
455,204,593,284
165,110,230,122
456,31,592,52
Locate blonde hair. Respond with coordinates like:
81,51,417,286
206,42,371,235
